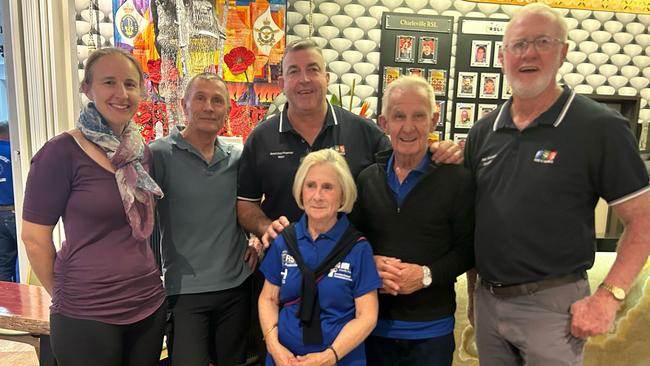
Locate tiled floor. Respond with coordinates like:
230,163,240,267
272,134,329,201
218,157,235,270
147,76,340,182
0,339,38,365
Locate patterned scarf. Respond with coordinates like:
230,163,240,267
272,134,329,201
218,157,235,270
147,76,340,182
77,103,163,240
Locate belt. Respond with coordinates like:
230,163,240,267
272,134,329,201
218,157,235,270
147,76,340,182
0,205,14,212
481,272,587,297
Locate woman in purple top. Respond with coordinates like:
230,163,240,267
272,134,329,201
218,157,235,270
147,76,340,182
21,48,166,366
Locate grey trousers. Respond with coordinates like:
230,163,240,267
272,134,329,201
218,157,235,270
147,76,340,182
474,278,590,366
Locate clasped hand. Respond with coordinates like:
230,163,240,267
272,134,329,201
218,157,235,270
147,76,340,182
374,255,425,295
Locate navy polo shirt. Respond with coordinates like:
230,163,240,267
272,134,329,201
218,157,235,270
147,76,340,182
238,102,390,222
465,86,650,284
259,214,381,365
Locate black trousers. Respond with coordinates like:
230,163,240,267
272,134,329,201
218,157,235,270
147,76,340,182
50,302,167,366
167,278,251,366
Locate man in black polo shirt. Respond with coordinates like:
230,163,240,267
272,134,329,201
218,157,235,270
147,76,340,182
237,39,463,242
465,3,650,366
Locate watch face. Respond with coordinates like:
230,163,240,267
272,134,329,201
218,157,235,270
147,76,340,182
612,288,626,300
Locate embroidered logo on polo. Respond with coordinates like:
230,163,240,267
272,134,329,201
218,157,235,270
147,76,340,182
331,145,346,156
269,151,295,159
533,149,557,164
479,153,498,167
328,262,353,281
281,250,297,267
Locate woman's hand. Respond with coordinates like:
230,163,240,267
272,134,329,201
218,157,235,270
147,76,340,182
293,350,337,366
268,342,298,366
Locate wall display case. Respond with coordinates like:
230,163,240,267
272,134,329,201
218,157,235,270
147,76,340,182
378,12,454,140
590,94,643,149
452,17,509,144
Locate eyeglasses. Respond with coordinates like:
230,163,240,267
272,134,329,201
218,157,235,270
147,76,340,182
503,36,563,56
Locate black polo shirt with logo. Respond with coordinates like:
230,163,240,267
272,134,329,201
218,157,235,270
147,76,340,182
238,102,390,222
465,86,650,285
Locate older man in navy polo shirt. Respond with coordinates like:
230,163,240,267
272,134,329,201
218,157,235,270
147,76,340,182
465,3,650,366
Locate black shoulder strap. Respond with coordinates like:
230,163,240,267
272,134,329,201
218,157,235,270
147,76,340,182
280,222,363,345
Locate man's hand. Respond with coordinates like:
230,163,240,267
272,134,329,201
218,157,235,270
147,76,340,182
430,140,463,165
373,256,426,295
391,262,425,295
570,289,620,338
243,245,259,270
374,255,402,295
262,216,291,248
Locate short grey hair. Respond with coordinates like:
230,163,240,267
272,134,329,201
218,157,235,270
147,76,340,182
281,39,324,73
506,3,568,42
381,75,436,117
183,72,231,111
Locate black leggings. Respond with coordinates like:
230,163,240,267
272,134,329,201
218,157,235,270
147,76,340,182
50,302,167,366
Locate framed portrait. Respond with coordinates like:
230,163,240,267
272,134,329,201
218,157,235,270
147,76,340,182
428,69,447,96
407,67,425,78
418,36,438,64
493,41,503,68
455,103,476,129
478,103,498,119
453,133,468,150
434,100,446,127
457,71,478,99
383,66,402,91
395,35,415,63
479,73,500,99
470,40,492,68
502,75,512,99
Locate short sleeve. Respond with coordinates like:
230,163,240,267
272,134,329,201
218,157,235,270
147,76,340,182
259,236,286,286
237,132,263,201
597,116,650,204
149,139,167,190
22,135,74,225
352,240,381,298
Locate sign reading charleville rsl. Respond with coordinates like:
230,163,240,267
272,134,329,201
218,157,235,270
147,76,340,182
385,13,453,33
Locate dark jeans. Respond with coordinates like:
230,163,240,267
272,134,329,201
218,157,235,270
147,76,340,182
365,333,455,366
0,210,17,282
50,303,167,366
167,278,251,366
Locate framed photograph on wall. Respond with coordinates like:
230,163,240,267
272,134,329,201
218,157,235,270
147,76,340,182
470,40,492,68
407,67,425,78
457,71,478,98
434,100,446,127
418,36,438,64
479,73,500,99
395,35,415,63
493,41,503,68
383,66,402,91
478,103,498,119
428,69,447,96
455,103,476,129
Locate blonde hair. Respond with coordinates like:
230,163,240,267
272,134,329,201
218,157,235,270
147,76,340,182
381,75,436,117
292,149,357,213
506,3,568,41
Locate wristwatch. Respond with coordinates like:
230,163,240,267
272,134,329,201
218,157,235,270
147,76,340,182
599,282,626,301
422,266,432,288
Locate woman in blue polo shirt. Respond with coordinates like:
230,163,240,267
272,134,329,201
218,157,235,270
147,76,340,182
259,149,381,366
